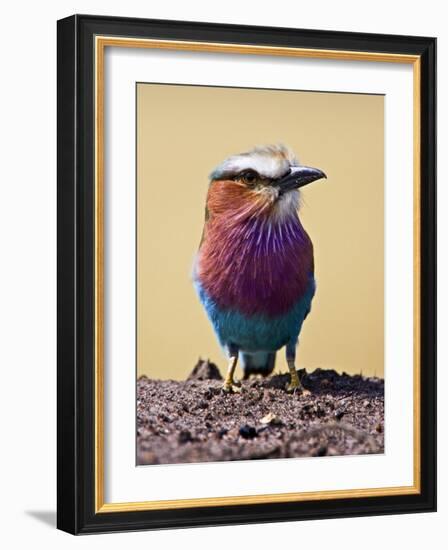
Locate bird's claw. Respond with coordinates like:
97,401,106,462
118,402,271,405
222,380,242,393
286,381,311,396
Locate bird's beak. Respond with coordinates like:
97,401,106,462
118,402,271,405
275,165,327,194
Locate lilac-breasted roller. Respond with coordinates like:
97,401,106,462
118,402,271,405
194,145,326,392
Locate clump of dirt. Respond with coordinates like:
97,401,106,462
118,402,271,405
187,358,223,381
137,361,384,465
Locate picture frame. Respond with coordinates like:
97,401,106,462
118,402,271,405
57,14,436,534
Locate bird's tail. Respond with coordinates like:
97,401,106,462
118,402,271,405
240,351,276,379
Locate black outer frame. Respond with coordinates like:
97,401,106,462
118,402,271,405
57,14,436,535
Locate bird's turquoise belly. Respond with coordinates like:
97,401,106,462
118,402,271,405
195,278,315,352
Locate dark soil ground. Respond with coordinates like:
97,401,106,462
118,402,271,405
137,360,384,465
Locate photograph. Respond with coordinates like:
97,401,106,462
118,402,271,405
0,0,441,543
136,83,385,465
55,14,436,534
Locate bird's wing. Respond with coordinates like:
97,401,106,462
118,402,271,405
198,205,210,250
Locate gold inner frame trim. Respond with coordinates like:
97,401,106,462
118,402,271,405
94,35,421,514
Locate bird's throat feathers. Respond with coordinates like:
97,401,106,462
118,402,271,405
197,180,313,317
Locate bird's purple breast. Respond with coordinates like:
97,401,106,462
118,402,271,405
196,215,314,318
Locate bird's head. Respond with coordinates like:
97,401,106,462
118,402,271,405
206,144,326,223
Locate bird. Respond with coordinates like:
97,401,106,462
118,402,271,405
193,144,326,393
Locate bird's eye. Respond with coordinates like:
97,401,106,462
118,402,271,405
238,170,259,186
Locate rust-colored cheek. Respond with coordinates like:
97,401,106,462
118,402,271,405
206,180,272,218
206,180,249,215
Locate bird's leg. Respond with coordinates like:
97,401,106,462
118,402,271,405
286,342,310,395
223,345,241,393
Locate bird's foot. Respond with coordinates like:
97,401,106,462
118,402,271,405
286,371,310,395
222,379,242,393
286,381,311,396
286,357,310,395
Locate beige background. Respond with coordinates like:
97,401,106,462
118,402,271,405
137,84,384,380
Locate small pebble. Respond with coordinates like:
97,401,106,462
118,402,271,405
239,425,257,439
260,412,282,425
178,429,193,444
316,446,328,457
